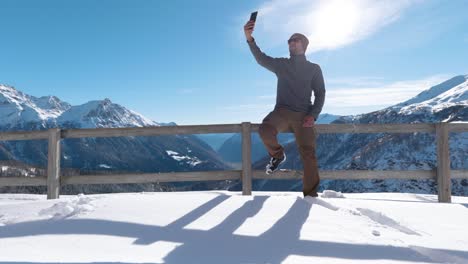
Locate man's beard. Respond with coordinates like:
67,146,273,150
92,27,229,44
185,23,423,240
290,48,303,55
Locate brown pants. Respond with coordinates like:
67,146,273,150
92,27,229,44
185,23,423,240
258,107,320,197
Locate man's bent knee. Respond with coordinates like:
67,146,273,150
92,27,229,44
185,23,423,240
259,123,277,138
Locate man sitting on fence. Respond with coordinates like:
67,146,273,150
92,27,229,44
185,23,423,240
243,20,326,197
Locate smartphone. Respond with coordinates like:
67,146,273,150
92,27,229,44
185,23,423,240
250,11,258,22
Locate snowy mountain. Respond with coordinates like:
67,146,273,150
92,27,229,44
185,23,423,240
315,113,341,124
57,98,157,128
0,85,230,194
0,85,70,128
196,133,235,152
393,75,468,112
252,75,468,195
0,84,159,130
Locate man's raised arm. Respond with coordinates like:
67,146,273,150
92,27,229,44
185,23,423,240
244,20,280,73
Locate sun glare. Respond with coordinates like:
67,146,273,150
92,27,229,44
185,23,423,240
309,1,360,50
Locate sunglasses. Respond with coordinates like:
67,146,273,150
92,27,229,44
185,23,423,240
288,38,301,44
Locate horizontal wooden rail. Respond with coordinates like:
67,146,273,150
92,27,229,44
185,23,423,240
62,171,241,185
284,123,436,134
61,124,243,138
253,170,439,180
1,123,467,142
2,169,468,187
62,123,438,138
452,170,468,179
0,130,49,141
448,123,468,133
0,176,47,186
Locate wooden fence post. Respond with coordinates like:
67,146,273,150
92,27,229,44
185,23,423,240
241,122,252,195
47,128,62,199
435,122,451,203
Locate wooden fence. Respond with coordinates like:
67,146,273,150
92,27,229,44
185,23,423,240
0,122,467,203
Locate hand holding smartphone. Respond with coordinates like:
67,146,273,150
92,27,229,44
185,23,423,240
250,11,258,22
244,11,258,42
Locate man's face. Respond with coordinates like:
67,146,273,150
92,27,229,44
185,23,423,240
288,36,306,55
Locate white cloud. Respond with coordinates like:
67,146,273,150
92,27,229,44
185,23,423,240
325,74,450,109
253,0,419,53
224,74,450,119
327,76,386,87
254,75,449,108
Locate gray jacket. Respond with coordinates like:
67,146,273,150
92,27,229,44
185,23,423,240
247,39,325,120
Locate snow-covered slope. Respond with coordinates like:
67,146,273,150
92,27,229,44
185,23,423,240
392,75,468,117
0,84,158,129
1,191,467,263
57,98,158,128
393,75,468,109
0,85,70,127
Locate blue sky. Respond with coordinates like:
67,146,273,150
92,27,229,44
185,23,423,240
1,0,467,125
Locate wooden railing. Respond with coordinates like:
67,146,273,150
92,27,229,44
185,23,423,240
0,122,467,203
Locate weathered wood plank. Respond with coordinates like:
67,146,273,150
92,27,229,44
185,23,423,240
253,169,436,180
451,170,468,179
448,123,468,133
436,122,451,203
61,124,243,138
62,170,242,185
0,130,49,141
47,128,61,200
2,169,462,187
0,176,47,186
57,123,446,139
0,122,461,141
252,123,435,134
241,122,252,195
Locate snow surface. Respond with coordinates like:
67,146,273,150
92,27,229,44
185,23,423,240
0,85,70,126
166,150,203,167
392,75,468,115
1,191,468,263
57,98,158,128
321,189,345,198
98,164,112,169
395,75,467,108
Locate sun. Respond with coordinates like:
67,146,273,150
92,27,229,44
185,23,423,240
309,1,360,50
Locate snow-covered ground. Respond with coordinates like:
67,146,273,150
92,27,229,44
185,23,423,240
1,191,468,263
